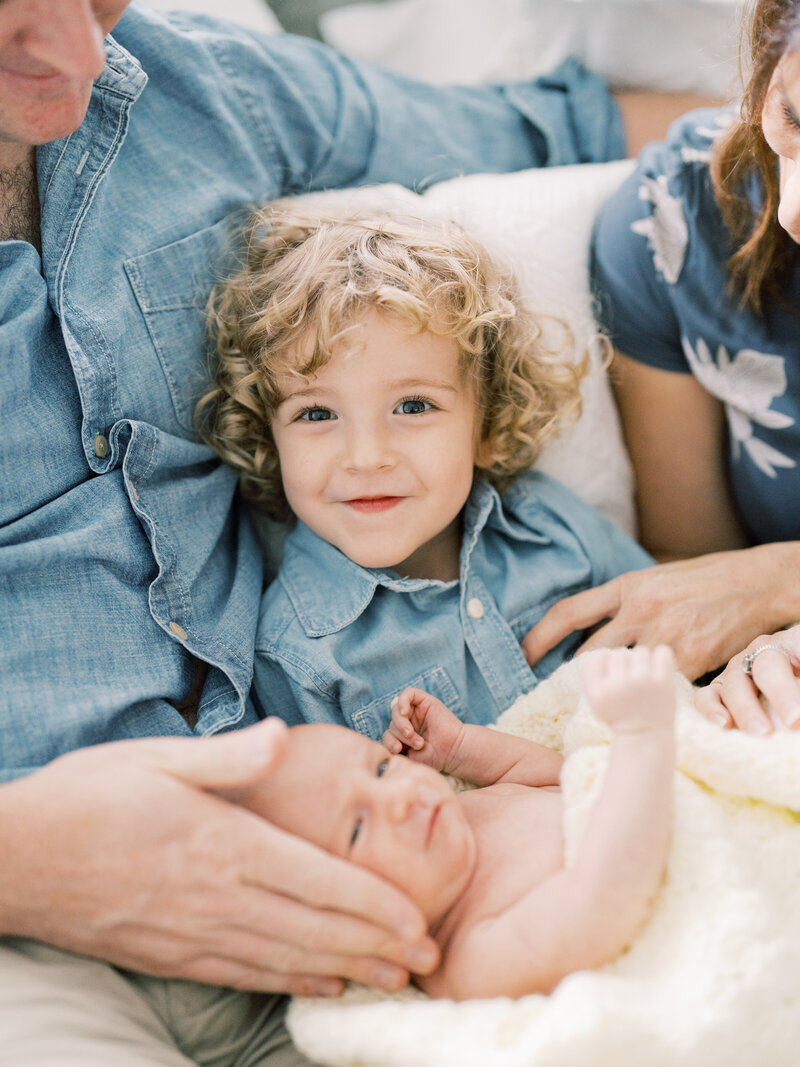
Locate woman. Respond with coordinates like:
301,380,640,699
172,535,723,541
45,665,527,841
524,0,800,734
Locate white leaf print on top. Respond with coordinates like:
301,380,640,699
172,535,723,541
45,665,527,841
631,175,688,284
681,112,735,164
682,336,796,478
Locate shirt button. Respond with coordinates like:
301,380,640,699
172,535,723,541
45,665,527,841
467,597,485,620
93,433,109,458
169,622,188,641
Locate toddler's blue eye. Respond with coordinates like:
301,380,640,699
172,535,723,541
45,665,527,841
350,819,362,847
299,407,334,422
395,398,431,415
377,758,389,777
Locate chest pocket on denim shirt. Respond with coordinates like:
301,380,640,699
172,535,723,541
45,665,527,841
124,216,234,432
349,666,461,741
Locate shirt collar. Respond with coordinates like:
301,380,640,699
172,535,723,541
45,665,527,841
100,28,149,100
278,478,538,638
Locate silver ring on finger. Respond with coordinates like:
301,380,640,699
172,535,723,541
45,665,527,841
742,644,792,676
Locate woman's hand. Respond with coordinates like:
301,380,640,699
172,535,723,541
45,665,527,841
522,542,800,682
694,624,800,734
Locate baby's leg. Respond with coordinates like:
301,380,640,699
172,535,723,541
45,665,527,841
580,646,676,734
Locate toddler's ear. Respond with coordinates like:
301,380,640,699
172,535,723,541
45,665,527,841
472,437,495,470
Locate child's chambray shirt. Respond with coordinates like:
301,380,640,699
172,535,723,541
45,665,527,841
253,472,652,737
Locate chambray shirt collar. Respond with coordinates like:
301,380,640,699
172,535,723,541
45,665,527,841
37,32,148,290
100,31,149,98
278,478,548,638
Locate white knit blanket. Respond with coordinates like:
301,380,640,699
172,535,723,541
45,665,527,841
288,656,800,1067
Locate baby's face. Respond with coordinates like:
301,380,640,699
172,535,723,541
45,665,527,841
255,723,476,925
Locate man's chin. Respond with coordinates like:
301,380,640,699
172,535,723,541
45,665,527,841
5,85,94,148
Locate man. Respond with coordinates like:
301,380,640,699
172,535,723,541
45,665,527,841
0,1,691,1061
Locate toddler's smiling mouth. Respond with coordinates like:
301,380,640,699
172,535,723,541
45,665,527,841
344,496,404,513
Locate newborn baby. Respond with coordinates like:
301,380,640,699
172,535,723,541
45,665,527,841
228,646,676,1000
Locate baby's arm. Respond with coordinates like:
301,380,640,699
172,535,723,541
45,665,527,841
383,688,563,787
436,646,676,1000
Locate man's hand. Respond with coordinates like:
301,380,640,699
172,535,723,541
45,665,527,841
0,720,438,995
382,687,464,774
522,545,800,682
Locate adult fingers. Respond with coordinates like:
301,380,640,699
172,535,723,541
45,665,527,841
240,817,430,947
747,645,800,729
179,956,345,997
695,659,772,735
692,682,732,729
522,581,622,665
111,925,347,997
203,874,438,991
695,631,800,734
140,718,290,790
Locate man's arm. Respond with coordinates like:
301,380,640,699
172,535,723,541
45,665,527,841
0,720,438,994
385,687,563,787
193,28,627,194
432,648,676,1000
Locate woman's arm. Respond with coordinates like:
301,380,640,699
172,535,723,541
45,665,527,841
612,352,748,558
613,93,726,157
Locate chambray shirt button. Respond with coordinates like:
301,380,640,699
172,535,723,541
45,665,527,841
169,622,188,641
93,433,109,458
467,597,485,620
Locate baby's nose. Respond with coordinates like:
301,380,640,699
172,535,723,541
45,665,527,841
387,780,440,823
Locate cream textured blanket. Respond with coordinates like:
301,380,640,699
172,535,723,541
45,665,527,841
288,656,800,1067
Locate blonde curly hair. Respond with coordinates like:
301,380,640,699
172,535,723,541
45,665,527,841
196,199,586,522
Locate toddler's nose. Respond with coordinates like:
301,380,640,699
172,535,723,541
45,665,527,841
342,421,395,473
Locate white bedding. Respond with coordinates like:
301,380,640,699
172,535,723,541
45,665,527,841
321,0,743,96
289,657,800,1067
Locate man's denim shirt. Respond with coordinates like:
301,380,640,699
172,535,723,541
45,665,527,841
253,474,652,738
1,3,625,780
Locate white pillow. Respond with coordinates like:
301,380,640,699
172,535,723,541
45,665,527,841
139,0,282,34
320,0,743,96
290,159,638,535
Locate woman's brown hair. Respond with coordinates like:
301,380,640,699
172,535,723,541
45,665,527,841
711,0,800,311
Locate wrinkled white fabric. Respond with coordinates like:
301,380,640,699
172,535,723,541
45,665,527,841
289,655,800,1067
321,0,743,95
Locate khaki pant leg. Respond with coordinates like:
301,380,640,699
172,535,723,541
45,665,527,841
0,939,320,1067
0,937,195,1066
128,972,320,1067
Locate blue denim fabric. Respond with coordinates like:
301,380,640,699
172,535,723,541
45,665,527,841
0,3,625,780
252,474,653,738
